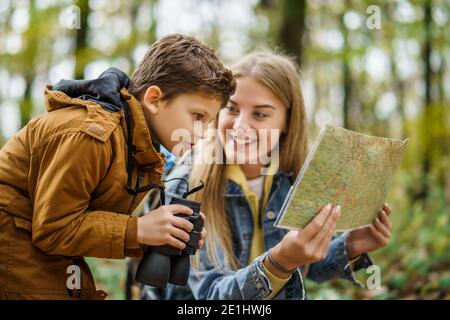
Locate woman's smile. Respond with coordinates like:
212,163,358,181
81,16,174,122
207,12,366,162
228,130,258,146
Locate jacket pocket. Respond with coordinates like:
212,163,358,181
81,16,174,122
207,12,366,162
2,190,33,219
13,216,32,233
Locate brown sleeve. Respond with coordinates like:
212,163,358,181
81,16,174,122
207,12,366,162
125,216,139,249
124,216,144,258
31,132,131,259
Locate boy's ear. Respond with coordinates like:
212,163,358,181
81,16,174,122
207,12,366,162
142,85,163,115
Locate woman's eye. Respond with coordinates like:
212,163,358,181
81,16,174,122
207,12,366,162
225,106,239,114
254,112,268,119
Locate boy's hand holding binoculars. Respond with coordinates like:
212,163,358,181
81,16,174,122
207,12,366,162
137,204,206,250
266,204,340,278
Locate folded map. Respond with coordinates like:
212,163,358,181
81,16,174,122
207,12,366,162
275,124,409,231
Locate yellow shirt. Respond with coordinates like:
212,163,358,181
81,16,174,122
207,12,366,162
225,163,290,299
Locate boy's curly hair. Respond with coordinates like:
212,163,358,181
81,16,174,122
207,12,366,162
129,34,236,107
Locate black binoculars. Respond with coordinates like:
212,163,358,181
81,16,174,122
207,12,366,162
135,180,204,288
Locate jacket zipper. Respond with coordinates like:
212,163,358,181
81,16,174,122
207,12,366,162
137,173,144,189
127,171,144,214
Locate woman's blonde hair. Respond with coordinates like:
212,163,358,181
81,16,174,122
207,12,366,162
189,51,309,270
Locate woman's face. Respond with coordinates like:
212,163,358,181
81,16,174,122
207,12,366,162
218,76,287,165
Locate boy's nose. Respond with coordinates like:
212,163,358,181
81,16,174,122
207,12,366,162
196,133,206,142
193,121,210,141
200,123,211,140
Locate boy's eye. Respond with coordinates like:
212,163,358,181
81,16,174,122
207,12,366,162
193,113,205,121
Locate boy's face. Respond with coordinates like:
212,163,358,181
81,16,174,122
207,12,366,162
141,87,222,157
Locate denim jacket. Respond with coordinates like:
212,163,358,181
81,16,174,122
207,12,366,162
143,159,373,300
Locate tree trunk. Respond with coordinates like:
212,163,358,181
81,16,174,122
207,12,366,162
419,0,433,200
74,0,90,79
278,0,306,66
20,0,38,127
340,1,352,129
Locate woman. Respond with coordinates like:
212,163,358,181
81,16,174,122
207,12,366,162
143,51,392,300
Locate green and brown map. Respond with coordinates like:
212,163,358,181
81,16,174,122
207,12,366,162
275,124,409,231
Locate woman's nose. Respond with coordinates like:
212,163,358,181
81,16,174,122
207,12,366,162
232,113,252,131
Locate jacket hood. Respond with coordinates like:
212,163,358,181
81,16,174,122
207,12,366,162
50,67,130,113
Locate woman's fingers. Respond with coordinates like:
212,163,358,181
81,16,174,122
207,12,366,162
316,207,340,254
197,228,207,249
322,206,340,242
383,203,391,216
373,216,391,239
379,210,392,229
316,226,335,258
311,205,340,246
369,224,389,246
302,203,333,240
200,227,207,240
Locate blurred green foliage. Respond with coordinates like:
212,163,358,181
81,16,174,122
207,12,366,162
0,0,448,300
86,258,127,300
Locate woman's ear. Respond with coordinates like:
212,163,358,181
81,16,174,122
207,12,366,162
142,85,163,115
281,119,288,135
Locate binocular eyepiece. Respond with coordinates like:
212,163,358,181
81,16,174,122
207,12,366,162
135,195,203,288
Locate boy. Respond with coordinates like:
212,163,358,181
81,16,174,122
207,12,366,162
0,34,236,299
